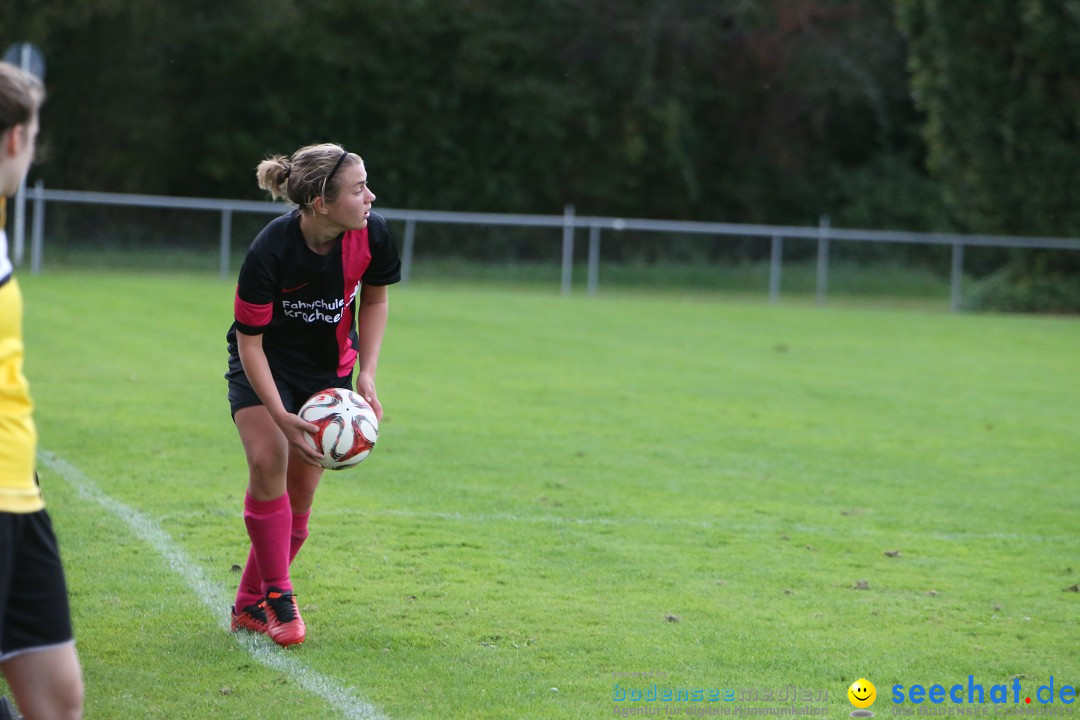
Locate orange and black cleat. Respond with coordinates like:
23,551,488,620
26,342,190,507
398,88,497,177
261,587,306,647
230,603,269,635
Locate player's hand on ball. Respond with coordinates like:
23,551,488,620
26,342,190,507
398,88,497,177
356,378,383,423
279,413,324,466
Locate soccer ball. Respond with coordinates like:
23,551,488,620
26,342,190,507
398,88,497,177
298,388,379,470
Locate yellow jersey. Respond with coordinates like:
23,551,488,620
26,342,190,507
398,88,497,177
0,196,44,513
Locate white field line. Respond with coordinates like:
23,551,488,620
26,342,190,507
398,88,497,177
38,450,388,720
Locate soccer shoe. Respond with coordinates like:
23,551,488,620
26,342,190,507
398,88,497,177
231,603,268,634
262,587,306,647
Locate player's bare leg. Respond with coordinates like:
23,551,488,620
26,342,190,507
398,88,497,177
2,643,83,720
234,406,305,646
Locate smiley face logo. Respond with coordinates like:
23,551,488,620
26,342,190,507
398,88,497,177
848,678,877,709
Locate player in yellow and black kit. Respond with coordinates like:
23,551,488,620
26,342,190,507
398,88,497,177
0,62,84,720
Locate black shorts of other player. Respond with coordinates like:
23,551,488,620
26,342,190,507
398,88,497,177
0,510,75,660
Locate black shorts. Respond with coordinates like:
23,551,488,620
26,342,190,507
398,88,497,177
226,353,352,418
0,509,75,660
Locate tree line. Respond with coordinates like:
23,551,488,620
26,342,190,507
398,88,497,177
3,0,1078,308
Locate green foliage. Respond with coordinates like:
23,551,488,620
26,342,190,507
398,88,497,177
965,256,1080,313
896,0,1080,237
1,0,930,227
10,0,1079,311
896,0,1080,308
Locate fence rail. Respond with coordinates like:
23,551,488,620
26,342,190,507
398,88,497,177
15,182,1080,310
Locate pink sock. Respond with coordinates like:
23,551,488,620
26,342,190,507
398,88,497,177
289,510,311,565
234,546,262,611
242,492,293,594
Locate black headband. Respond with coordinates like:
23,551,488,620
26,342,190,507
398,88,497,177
324,150,349,192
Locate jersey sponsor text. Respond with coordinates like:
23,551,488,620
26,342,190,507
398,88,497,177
282,297,345,324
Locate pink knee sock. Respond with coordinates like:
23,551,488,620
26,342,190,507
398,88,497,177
235,546,262,611
236,506,312,610
289,510,311,564
242,492,293,597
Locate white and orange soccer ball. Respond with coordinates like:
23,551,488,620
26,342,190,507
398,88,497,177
298,388,379,470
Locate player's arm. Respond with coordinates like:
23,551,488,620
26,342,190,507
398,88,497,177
235,330,322,464
355,283,389,422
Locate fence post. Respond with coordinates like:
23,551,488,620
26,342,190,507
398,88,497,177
769,235,783,304
816,215,830,305
401,218,416,285
30,179,44,275
587,224,601,296
950,242,964,312
561,204,575,296
218,207,233,280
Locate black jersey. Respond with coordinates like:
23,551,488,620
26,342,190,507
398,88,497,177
228,210,400,378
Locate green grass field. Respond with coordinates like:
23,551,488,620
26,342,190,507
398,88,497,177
5,270,1079,719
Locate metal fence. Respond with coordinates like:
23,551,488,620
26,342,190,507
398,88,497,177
13,181,1080,310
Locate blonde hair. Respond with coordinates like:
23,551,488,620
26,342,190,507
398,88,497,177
256,143,362,212
0,61,44,133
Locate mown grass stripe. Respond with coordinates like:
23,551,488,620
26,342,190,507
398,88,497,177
38,449,388,720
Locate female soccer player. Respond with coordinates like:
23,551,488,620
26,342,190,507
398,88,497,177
227,143,400,647
0,62,85,718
